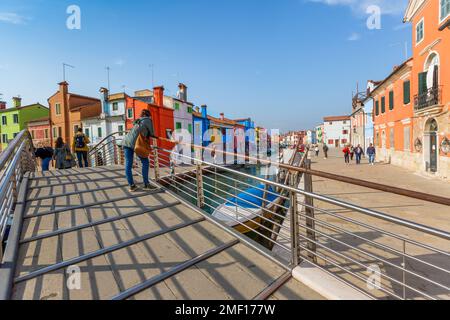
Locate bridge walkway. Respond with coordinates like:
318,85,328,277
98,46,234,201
2,166,322,300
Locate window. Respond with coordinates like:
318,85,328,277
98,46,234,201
343,130,348,135
166,129,173,140
381,97,386,114
53,127,58,139
375,100,379,116
176,122,182,130
329,122,332,125
187,106,193,114
13,132,19,138
404,127,411,151
44,129,49,139
418,72,428,95
343,121,347,125
416,19,424,44
188,123,192,134
328,139,334,145
2,116,7,125
127,108,133,119
389,91,394,111
31,130,35,139
55,103,61,115
74,125,79,133
97,127,103,138
341,139,347,144
84,128,90,138
112,102,119,111
403,81,411,104
13,114,19,124
174,103,180,111
2,134,7,143
441,0,450,21
118,125,124,136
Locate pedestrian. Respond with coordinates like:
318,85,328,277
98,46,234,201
122,109,156,192
35,143,54,172
314,145,320,157
350,145,355,161
53,137,74,170
323,144,329,159
343,145,350,164
367,143,376,165
354,144,364,165
72,128,90,168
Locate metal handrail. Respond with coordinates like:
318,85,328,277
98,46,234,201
0,130,35,262
88,132,450,300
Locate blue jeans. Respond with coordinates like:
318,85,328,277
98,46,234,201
124,147,149,186
355,154,362,164
368,154,375,164
76,151,89,168
42,157,51,171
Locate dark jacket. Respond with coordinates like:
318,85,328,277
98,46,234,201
122,117,156,149
367,147,376,155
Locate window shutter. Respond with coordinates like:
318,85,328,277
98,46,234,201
389,91,394,110
418,72,428,95
375,101,379,116
403,81,411,104
381,97,386,113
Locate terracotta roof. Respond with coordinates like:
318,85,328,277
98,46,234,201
26,116,50,124
323,115,351,122
0,103,48,113
370,58,413,96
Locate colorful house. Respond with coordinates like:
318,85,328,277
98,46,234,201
404,0,450,178
0,97,49,150
371,59,414,167
125,86,174,152
27,117,51,147
48,82,102,146
323,116,351,148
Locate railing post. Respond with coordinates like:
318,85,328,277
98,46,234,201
304,159,317,263
196,163,205,208
153,144,160,181
113,137,118,165
289,173,300,267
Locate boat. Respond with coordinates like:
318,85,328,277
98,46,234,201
212,183,280,234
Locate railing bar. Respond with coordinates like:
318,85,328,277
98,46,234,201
14,217,205,284
111,240,240,300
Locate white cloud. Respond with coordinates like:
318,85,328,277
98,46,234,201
306,0,408,16
347,32,361,41
0,12,27,24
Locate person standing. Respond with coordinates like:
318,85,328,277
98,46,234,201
314,145,320,157
367,143,376,165
35,144,54,172
354,144,364,165
72,128,90,168
323,144,329,159
350,145,355,161
343,145,350,164
54,137,74,170
122,109,156,192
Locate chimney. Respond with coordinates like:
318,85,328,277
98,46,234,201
153,86,164,107
201,105,207,118
178,83,188,102
220,113,225,120
12,96,22,108
99,87,109,102
58,81,69,95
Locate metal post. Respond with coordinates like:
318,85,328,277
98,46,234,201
304,159,317,263
113,137,118,165
196,163,205,208
402,240,407,300
289,173,300,267
153,146,160,181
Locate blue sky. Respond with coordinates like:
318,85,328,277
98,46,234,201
0,0,411,131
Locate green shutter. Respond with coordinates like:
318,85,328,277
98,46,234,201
381,97,386,113
188,124,192,134
176,122,182,130
175,103,180,111
403,81,411,104
375,101,379,116
389,91,394,110
418,72,428,95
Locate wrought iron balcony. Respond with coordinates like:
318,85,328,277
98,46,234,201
414,86,442,111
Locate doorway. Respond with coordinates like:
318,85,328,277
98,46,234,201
425,119,438,173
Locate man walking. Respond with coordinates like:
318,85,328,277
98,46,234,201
72,128,90,168
367,143,376,165
343,145,350,164
323,144,329,159
354,144,364,165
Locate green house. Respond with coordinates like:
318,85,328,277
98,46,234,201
0,99,49,151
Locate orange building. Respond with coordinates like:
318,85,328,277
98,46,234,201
371,59,414,167
125,86,174,152
404,0,449,178
48,82,102,146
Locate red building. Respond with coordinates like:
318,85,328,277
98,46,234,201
125,86,175,152
27,117,51,147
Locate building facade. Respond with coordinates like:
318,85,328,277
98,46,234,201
0,97,49,150
404,0,450,179
48,82,102,146
27,117,51,147
323,116,351,148
351,81,378,150
372,59,414,167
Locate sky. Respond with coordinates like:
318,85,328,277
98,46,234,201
0,0,411,132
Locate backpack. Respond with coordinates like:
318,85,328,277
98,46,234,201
75,135,86,149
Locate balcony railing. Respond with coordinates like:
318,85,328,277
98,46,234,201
414,86,442,111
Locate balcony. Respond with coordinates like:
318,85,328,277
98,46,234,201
414,86,443,114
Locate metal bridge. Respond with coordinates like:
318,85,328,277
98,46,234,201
0,130,449,300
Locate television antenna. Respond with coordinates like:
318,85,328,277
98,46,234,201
62,63,75,81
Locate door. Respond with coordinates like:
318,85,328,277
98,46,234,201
335,140,339,147
430,133,438,173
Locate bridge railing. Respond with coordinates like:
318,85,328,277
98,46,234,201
0,130,35,261
88,132,450,300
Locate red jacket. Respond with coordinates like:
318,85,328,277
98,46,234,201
343,147,350,155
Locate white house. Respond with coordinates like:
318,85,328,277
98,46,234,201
323,116,351,148
82,88,126,146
